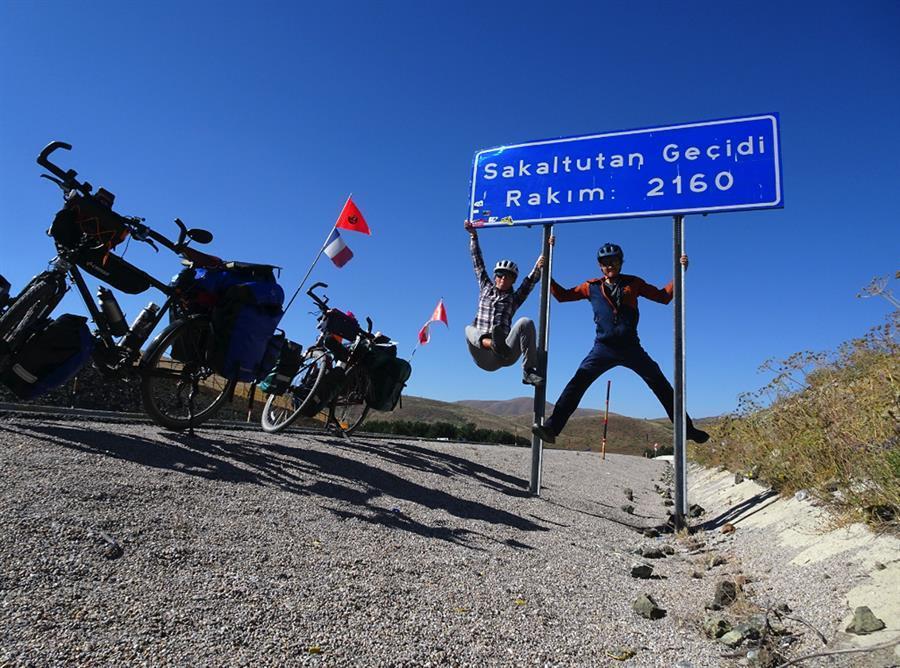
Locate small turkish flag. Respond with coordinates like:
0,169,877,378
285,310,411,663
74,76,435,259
334,196,371,235
417,299,449,345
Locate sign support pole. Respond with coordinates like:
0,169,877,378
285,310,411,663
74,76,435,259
673,214,688,529
530,224,554,496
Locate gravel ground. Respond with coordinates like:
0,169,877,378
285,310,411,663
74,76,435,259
0,416,891,667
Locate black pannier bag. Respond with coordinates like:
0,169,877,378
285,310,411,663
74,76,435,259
1,314,95,400
259,339,303,395
299,365,345,417
322,308,362,341
0,273,10,309
363,343,412,412
169,316,211,365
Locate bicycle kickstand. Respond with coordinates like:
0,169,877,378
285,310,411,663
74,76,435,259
187,380,198,438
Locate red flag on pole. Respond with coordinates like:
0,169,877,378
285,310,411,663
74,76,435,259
417,299,448,344
334,196,371,235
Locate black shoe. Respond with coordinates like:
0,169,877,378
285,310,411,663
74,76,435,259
522,368,544,386
490,325,511,357
532,423,556,444
688,427,710,444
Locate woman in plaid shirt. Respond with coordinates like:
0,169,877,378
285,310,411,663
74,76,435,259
464,221,545,386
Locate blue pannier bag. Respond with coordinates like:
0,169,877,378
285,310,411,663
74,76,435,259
209,278,285,381
1,314,95,399
174,266,252,315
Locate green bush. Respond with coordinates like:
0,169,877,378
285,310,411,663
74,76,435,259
694,311,899,528
362,418,526,446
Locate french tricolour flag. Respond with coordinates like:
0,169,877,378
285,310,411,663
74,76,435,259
323,228,353,268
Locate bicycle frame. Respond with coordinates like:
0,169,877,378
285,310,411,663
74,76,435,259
64,255,175,353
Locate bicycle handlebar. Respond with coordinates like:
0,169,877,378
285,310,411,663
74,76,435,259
37,141,222,268
306,282,329,310
37,141,92,196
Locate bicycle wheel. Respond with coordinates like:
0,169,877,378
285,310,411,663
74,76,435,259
0,272,65,354
327,369,370,436
140,317,236,430
260,348,329,433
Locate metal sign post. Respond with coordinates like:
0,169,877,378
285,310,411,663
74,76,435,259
467,113,784,510
673,214,688,529
529,224,553,496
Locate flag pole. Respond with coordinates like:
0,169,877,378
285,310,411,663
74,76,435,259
283,223,336,314
284,194,360,314
601,379,611,460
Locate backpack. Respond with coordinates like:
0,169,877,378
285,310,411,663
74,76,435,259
259,339,303,395
208,278,285,382
1,314,95,400
363,343,412,412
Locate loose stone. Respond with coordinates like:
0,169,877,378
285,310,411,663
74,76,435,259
630,563,654,579
632,594,666,620
845,606,886,635
702,615,731,639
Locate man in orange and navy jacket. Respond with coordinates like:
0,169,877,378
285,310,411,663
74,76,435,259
532,241,709,445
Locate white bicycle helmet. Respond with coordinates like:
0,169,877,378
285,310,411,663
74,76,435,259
493,259,518,278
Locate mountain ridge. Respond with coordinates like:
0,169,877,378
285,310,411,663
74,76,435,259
375,395,671,455
455,396,601,419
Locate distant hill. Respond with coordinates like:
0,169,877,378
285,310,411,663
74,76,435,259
376,396,531,435
455,397,600,419
377,395,668,455
524,412,672,454
0,365,671,455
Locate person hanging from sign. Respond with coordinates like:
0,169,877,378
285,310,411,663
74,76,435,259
532,241,710,444
464,220,545,386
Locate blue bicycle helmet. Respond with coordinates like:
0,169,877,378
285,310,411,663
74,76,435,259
597,243,624,262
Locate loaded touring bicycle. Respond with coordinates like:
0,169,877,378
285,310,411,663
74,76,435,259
0,141,285,430
259,282,411,436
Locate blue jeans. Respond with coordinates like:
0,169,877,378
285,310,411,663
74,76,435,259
544,339,696,436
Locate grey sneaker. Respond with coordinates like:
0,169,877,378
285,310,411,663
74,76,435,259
531,423,556,444
490,324,512,357
522,368,544,386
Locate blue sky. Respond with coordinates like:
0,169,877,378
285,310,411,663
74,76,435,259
1,1,898,419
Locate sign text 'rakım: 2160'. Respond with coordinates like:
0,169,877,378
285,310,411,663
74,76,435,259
468,114,783,227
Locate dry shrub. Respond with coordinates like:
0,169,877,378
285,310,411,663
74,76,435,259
692,311,899,529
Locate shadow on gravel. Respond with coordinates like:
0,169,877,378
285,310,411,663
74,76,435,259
325,438,530,497
698,488,780,531
543,498,661,534
12,424,546,549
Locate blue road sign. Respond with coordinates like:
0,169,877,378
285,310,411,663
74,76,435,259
468,114,783,227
